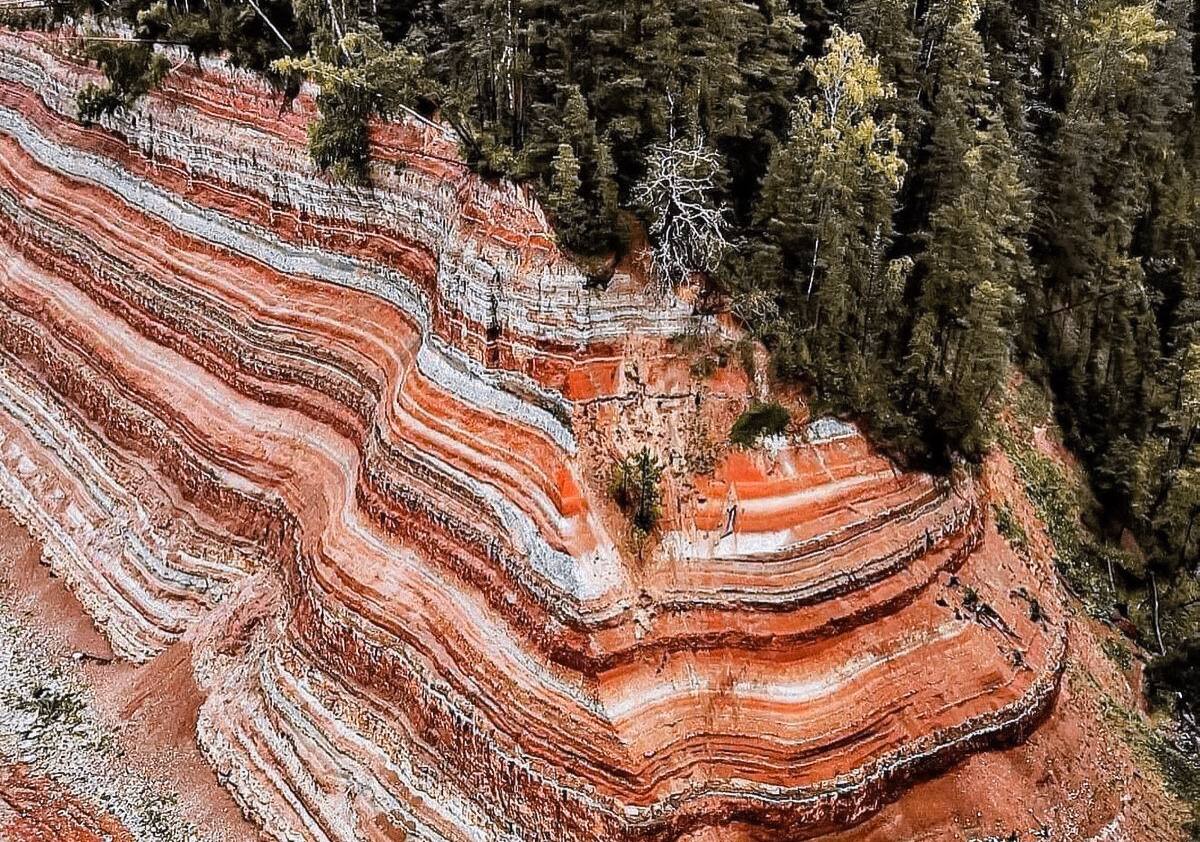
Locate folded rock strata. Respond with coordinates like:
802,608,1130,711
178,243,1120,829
0,27,1068,842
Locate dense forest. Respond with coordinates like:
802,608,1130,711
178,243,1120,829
19,0,1200,717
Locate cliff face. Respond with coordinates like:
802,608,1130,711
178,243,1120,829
0,28,1067,841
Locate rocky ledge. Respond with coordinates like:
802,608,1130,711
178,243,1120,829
0,27,1066,842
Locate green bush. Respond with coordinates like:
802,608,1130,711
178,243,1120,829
76,83,126,122
993,503,1028,552
730,401,790,446
75,39,170,122
609,448,663,534
307,80,372,183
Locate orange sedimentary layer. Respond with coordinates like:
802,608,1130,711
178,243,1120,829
0,29,659,403
0,27,1067,842
0,765,137,842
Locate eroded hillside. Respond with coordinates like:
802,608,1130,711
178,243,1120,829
0,25,1184,842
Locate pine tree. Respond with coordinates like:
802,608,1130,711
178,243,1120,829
846,0,922,145
273,27,422,183
594,137,621,232
548,142,588,247
434,0,534,168
909,0,1031,454
747,27,913,448
1032,0,1176,485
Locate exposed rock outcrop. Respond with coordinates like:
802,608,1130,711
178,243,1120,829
0,27,1067,841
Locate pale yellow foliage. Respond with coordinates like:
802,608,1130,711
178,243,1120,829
794,27,905,193
1179,341,1200,427
805,27,892,124
1075,1,1173,105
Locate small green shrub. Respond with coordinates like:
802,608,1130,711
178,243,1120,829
730,401,790,446
609,448,663,534
993,503,1028,552
76,83,126,122
18,683,84,736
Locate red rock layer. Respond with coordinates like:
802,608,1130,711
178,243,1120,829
0,26,1067,842
0,766,137,842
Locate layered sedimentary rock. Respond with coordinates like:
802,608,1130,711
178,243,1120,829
0,26,1067,841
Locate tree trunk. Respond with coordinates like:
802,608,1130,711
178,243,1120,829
1152,571,1166,656
806,236,820,297
247,0,293,52
1179,506,1199,569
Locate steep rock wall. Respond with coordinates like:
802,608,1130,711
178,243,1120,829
0,27,1067,842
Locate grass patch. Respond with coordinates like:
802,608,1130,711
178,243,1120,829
1151,735,1200,840
1081,663,1200,838
1102,637,1134,672
18,682,85,736
996,384,1122,616
993,502,1028,553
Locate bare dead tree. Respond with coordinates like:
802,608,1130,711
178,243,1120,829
633,131,730,296
245,0,292,52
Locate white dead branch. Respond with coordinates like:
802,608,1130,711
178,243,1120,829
633,133,730,296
